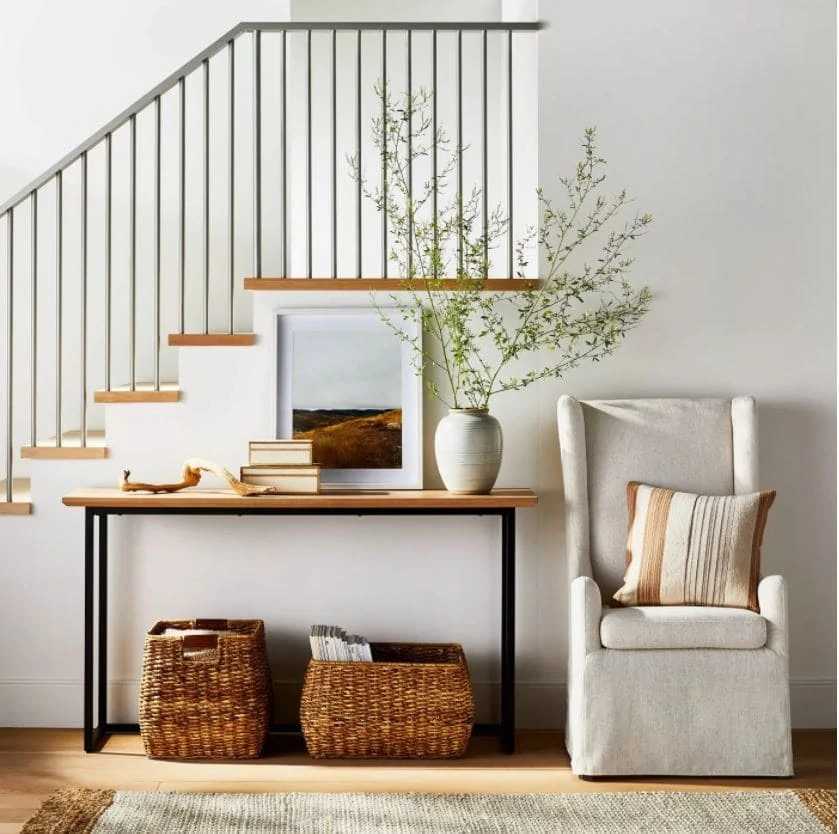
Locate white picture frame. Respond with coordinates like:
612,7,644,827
274,307,423,490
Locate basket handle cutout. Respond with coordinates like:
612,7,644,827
182,634,219,651
195,618,228,630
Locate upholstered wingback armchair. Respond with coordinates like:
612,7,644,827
556,396,792,776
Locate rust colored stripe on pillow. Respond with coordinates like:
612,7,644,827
625,481,641,568
749,491,776,612
637,487,673,605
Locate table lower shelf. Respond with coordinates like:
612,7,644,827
91,722,505,754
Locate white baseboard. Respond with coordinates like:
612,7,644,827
0,678,835,729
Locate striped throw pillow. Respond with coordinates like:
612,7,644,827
613,482,776,612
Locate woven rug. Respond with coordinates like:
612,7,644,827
22,788,836,833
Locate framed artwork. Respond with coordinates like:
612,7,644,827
275,307,423,489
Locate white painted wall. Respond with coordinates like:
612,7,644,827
0,0,291,202
0,0,835,729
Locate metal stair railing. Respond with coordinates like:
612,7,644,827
0,20,541,503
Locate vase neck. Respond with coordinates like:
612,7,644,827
449,408,489,415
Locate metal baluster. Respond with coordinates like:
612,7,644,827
482,29,488,274
507,29,513,278
129,115,136,391
432,29,438,277
381,29,387,278
154,97,161,389
203,58,210,333
5,211,13,502
281,30,287,278
30,192,37,447
229,39,235,333
253,31,262,283
178,79,185,334
105,134,112,390
80,152,88,444
331,29,337,279
356,29,362,279
407,30,413,277
306,29,312,279
457,29,463,276
55,170,63,440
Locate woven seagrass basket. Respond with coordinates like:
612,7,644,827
299,642,474,759
139,619,272,760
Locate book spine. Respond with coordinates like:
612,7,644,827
309,625,374,662
248,449,313,466
240,465,320,476
239,474,319,493
309,625,322,660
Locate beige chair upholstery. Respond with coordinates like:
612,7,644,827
599,606,768,650
557,396,792,776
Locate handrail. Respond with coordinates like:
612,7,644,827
0,20,541,217
241,22,543,30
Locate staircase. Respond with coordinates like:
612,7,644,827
0,20,539,512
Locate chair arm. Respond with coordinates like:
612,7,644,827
570,575,603,655
758,575,788,657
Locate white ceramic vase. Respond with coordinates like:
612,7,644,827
434,408,503,494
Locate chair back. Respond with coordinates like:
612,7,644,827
557,397,758,598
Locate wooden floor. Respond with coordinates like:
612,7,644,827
0,729,834,832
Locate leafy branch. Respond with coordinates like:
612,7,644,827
351,88,652,409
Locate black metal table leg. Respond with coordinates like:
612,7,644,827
501,508,516,753
97,513,108,737
83,508,95,752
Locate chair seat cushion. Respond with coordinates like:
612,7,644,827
600,605,767,650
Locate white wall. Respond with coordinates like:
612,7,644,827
0,0,835,729
0,0,292,203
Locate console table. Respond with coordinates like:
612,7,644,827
62,487,538,755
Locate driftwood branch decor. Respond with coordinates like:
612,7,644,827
120,458,288,496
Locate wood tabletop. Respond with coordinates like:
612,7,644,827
61,487,538,510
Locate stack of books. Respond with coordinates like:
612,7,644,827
309,625,373,662
240,439,320,494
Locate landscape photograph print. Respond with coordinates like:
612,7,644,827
291,326,402,470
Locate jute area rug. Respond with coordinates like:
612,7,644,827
22,788,836,833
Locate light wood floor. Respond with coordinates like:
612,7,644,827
1,729,834,832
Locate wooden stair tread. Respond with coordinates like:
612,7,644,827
168,333,256,347
94,383,180,404
0,478,32,514
244,278,540,292
22,430,108,459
